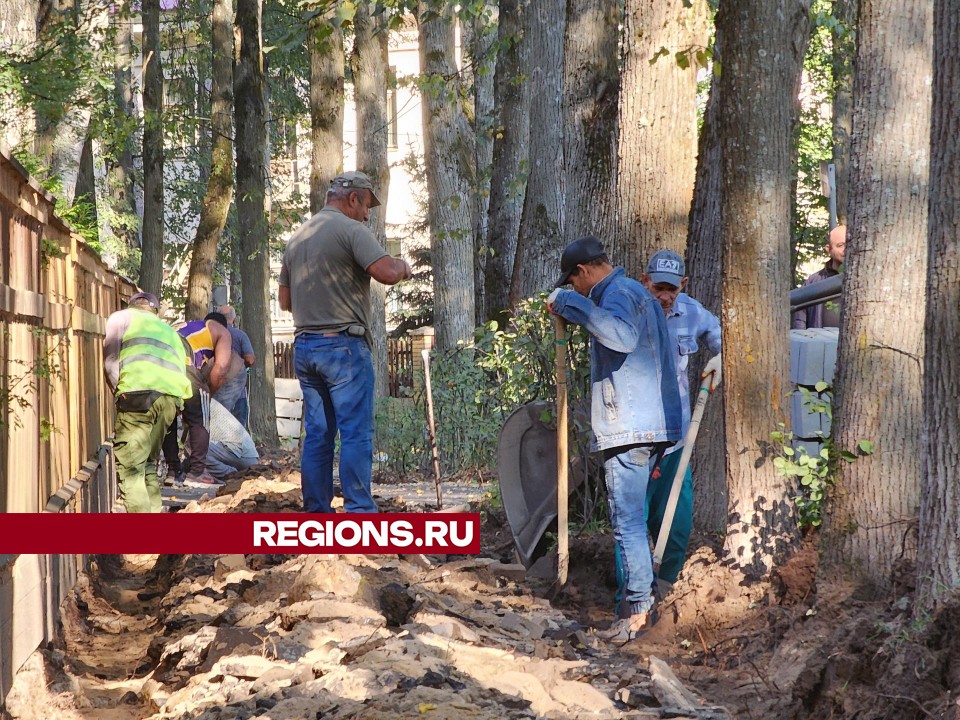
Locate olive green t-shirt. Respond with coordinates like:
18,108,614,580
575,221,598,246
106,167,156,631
279,206,388,336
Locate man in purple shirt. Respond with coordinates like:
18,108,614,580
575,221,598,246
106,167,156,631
792,225,846,329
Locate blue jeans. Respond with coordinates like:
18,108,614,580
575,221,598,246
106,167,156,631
294,333,377,513
604,444,655,616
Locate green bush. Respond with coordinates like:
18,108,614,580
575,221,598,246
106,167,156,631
374,295,592,477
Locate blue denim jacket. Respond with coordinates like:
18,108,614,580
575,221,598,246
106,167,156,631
552,267,683,452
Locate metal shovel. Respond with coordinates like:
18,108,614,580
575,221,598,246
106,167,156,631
652,364,722,575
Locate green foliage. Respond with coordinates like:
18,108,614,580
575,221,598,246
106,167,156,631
771,387,875,528
0,328,68,433
375,296,591,475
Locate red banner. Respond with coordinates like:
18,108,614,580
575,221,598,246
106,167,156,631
0,513,481,554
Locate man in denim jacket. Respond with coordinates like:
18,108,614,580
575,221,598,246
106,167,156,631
547,236,683,642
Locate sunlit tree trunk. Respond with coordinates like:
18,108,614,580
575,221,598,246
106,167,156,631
484,0,528,322
235,0,278,444
612,0,708,276
353,0,390,397
186,0,234,319
916,0,960,611
461,1,496,324
562,0,619,246
831,0,856,225
825,1,932,588
417,0,475,350
309,3,343,214
108,3,140,253
140,0,164,295
510,0,564,303
717,0,810,579
686,32,726,536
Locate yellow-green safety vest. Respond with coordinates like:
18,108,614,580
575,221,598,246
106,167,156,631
117,309,193,402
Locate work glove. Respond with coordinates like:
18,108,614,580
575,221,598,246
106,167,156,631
701,353,722,392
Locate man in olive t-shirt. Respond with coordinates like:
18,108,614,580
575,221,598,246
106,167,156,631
279,171,411,513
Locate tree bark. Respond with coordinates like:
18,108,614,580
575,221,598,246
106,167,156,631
716,0,811,579
510,0,564,303
483,0,529,322
352,0,390,398
562,0,620,246
309,4,344,214
461,2,496,324
186,0,234,320
686,33,726,536
916,0,960,611
107,3,140,253
140,0,165,295
417,0,476,351
825,1,932,588
612,0,708,276
831,0,856,226
235,0,278,445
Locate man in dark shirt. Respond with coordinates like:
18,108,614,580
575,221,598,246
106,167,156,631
792,225,846,329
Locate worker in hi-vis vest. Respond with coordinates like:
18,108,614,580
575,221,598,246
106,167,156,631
103,292,192,512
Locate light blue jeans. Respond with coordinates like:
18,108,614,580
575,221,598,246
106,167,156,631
604,444,656,617
294,333,378,513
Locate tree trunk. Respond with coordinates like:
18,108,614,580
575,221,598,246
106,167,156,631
235,0,278,445
716,0,811,580
509,0,564,303
186,0,234,320
107,3,140,253
831,0,856,225
34,0,109,205
916,0,960,611
612,0,708,276
484,0,529,322
352,0,390,398
309,4,344,214
824,1,932,588
417,0,476,351
461,1,496,324
140,0,165,295
562,0,620,246
686,34,726,536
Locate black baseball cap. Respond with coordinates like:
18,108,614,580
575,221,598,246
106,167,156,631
554,236,607,287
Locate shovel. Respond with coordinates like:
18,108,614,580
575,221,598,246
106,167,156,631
553,315,569,586
652,363,722,576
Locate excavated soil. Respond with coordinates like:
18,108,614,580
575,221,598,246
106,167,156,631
4,459,960,720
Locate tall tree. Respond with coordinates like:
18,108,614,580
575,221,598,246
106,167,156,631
140,0,165,295
509,0,564,303
916,0,960,610
831,0,856,225
562,0,620,245
417,0,475,350
309,2,344,214
612,0,708,276
825,1,932,586
235,0,279,444
106,3,140,254
686,30,726,535
186,0,235,319
483,0,529,322
461,0,496,323
716,0,811,578
352,0,390,397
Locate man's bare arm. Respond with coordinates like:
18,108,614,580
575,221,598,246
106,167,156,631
279,285,291,312
207,320,234,394
367,256,412,286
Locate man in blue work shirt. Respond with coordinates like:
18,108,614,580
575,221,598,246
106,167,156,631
641,250,722,598
547,236,682,643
